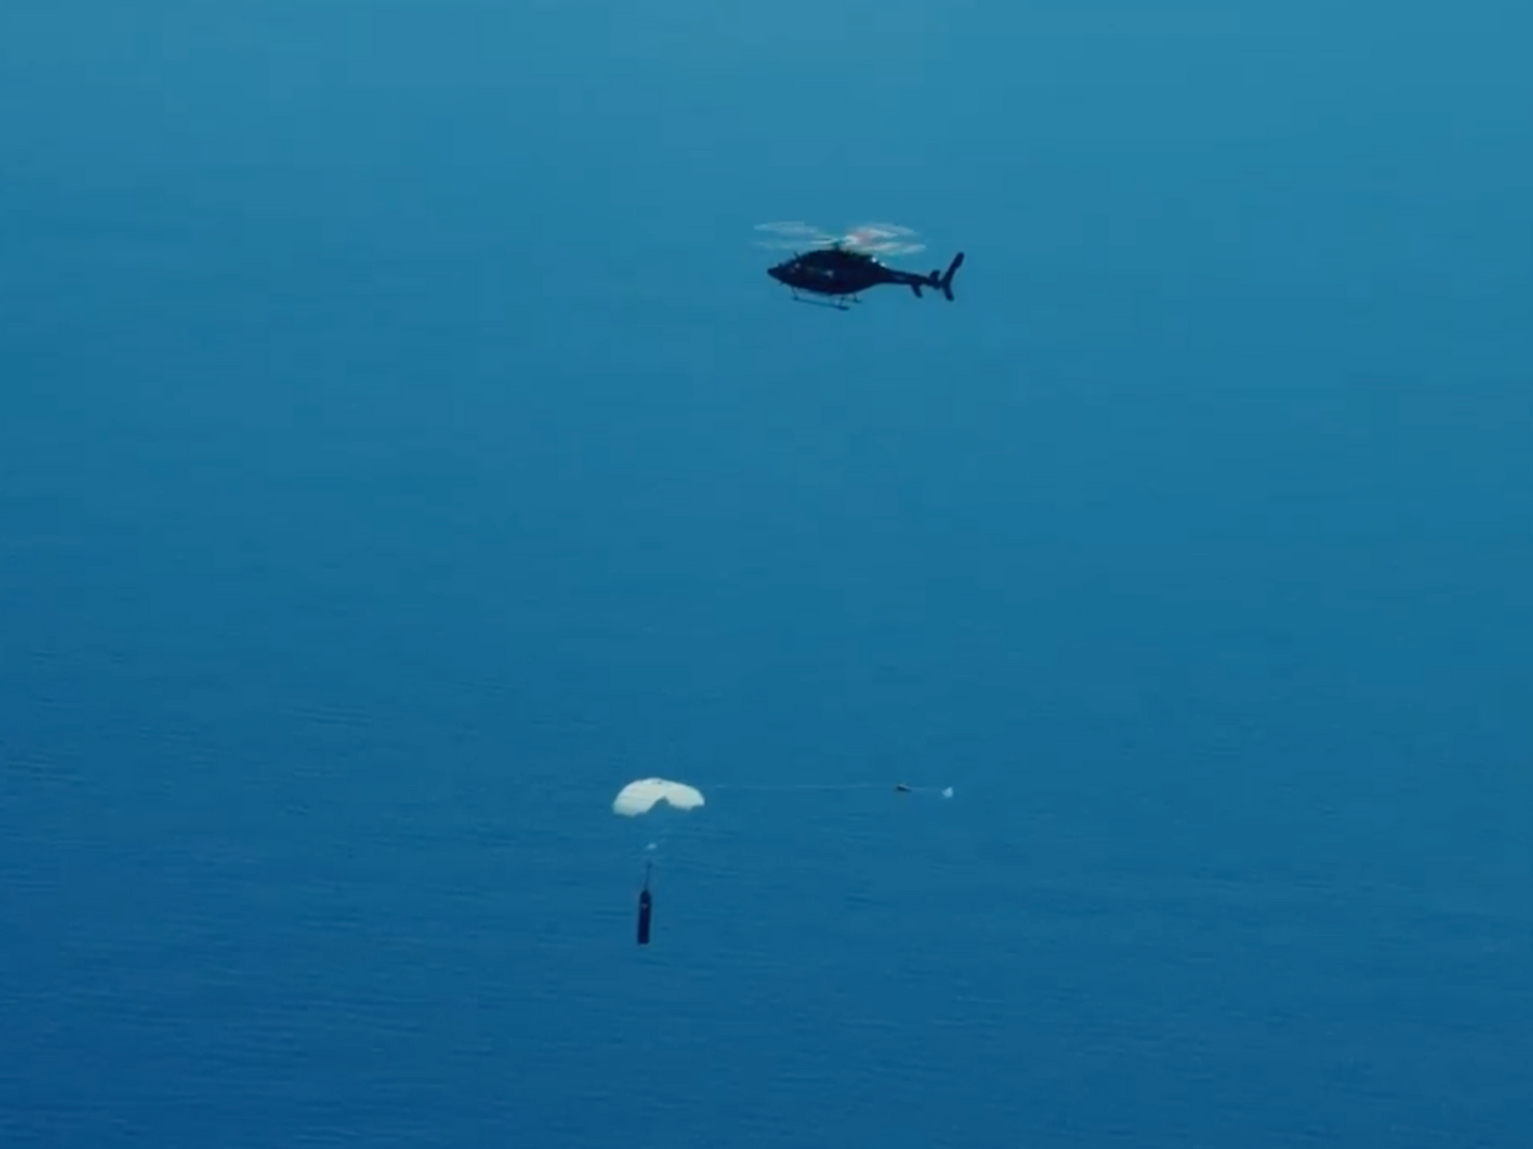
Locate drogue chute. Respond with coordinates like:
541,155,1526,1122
612,777,705,817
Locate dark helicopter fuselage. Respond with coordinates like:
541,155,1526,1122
768,246,964,304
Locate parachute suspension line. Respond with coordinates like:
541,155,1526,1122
708,781,955,797
708,782,887,792
643,822,675,859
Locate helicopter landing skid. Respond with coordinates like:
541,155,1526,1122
787,289,859,311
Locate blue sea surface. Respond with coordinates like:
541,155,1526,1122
3,1,1531,1145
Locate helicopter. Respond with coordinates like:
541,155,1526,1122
754,222,965,311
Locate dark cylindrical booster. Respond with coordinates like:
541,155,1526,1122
636,889,653,945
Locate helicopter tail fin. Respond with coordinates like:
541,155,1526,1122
937,252,964,301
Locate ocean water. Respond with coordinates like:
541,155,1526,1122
3,1,1531,1145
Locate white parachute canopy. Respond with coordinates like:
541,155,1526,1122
612,777,706,817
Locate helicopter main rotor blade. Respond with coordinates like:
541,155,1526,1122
753,220,926,258
753,221,840,250
841,222,926,256
753,238,839,251
756,221,831,237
